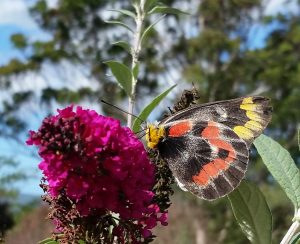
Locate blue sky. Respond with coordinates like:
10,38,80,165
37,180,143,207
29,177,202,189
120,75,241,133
0,0,298,196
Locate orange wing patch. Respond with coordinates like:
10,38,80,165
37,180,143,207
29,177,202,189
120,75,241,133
203,121,237,163
213,158,228,170
168,120,192,137
192,159,228,185
192,121,236,186
192,170,209,185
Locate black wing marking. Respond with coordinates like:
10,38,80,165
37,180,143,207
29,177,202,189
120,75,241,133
161,96,272,146
157,120,249,200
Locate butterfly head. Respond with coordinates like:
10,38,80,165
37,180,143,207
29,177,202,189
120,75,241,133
146,123,166,149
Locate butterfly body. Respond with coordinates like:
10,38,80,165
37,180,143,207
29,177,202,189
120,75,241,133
146,96,272,200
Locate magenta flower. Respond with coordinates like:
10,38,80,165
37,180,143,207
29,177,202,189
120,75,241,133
27,106,167,242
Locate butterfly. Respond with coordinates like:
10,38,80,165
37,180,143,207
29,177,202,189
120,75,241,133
145,96,272,200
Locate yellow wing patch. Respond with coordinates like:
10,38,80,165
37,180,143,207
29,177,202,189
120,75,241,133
233,97,271,142
246,110,263,122
233,126,253,140
245,120,263,130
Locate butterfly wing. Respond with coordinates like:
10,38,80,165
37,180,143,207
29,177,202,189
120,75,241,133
158,120,249,200
161,96,272,146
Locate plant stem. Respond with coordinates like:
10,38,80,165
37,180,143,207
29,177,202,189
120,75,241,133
127,0,145,128
280,209,300,244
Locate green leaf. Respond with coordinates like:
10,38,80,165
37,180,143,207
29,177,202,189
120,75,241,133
228,181,272,244
132,84,176,133
148,6,189,15
290,232,300,244
112,41,131,54
140,14,166,45
38,237,58,244
132,63,139,79
108,9,136,18
144,0,158,12
298,124,300,151
105,20,134,33
104,61,133,97
254,134,300,211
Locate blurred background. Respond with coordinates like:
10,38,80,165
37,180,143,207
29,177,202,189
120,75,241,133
0,0,299,243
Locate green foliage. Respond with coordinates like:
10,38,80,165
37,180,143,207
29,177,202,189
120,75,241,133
32,0,47,13
2,0,300,243
198,196,248,243
39,236,85,244
106,1,185,128
41,87,94,103
0,157,26,198
147,5,189,15
132,84,176,133
1,0,299,151
32,41,70,62
12,91,32,105
290,232,300,244
112,41,131,54
38,238,58,244
0,59,37,75
144,0,158,12
0,157,27,239
140,14,166,45
253,135,300,243
104,61,133,97
10,34,27,49
228,181,272,244
105,20,134,33
0,202,15,240
254,135,300,212
108,9,136,18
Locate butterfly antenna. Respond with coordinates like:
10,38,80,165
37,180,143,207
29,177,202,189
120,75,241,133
100,99,144,123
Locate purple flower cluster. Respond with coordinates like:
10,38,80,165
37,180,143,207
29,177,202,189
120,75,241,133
27,106,167,241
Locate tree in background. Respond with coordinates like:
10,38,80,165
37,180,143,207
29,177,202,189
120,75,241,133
0,157,27,240
165,0,300,154
0,0,299,243
0,202,15,241
1,0,299,153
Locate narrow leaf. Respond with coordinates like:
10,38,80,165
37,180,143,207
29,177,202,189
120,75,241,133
290,232,300,244
112,41,131,54
38,238,58,244
132,84,176,133
254,134,300,210
144,0,158,11
148,6,189,15
140,14,166,45
104,61,132,97
228,181,272,244
108,9,136,18
105,20,134,33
